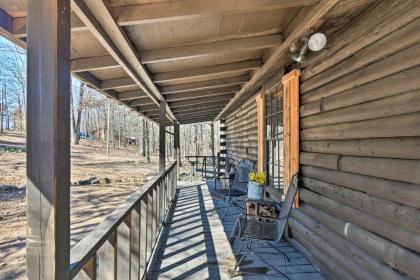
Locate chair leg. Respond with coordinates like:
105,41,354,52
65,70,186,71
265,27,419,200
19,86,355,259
267,242,290,263
222,203,232,221
231,241,247,277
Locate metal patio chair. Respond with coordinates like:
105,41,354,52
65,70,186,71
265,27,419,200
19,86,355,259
212,159,255,219
229,173,299,278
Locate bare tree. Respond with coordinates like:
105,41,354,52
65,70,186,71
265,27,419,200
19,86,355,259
72,83,85,144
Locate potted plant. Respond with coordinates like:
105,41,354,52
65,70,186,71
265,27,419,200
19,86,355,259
247,171,266,200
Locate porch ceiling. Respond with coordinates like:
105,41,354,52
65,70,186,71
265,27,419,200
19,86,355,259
0,0,359,124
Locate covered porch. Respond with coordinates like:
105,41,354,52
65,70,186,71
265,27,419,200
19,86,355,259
147,181,322,280
1,0,420,279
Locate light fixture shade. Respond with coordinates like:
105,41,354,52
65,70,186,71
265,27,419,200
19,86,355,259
308,32,326,52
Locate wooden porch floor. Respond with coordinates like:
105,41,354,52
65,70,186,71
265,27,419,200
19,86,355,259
148,181,324,280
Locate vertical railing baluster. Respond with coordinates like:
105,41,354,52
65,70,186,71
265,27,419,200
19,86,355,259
166,173,169,209
117,214,131,279
78,254,96,280
159,180,164,225
130,205,140,279
139,197,147,279
156,184,162,232
146,189,153,261
152,185,157,242
97,232,116,280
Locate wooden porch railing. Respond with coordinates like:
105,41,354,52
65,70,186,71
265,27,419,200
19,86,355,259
70,161,177,280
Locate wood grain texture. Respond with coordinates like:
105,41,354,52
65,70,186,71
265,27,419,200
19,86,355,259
26,0,71,279
282,69,300,206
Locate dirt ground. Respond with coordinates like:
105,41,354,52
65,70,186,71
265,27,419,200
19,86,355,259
0,132,160,279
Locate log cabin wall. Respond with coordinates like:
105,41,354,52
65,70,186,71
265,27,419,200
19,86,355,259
288,0,420,279
225,94,258,163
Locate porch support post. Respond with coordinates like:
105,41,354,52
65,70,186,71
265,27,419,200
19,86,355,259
174,122,180,179
26,0,71,279
219,119,227,159
159,101,166,171
210,122,216,180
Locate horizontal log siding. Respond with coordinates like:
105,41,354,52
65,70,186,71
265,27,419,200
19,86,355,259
291,1,420,279
225,94,258,162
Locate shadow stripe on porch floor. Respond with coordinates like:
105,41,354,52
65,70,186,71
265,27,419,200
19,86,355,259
148,181,324,280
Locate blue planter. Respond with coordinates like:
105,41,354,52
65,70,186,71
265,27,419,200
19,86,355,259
247,181,264,200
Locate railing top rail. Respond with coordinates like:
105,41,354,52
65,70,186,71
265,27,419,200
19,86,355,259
69,160,176,278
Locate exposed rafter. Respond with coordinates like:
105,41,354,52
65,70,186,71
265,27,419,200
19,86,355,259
160,76,249,94
165,86,240,102
175,108,220,117
131,98,160,106
169,95,234,108
118,90,147,101
215,0,339,120
71,55,120,72
71,0,176,122
136,104,159,112
141,34,282,64
11,0,318,38
100,77,136,90
153,60,261,84
172,104,226,114
0,8,26,47
76,72,118,99
178,115,219,124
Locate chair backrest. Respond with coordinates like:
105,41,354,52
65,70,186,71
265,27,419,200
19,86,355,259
234,159,255,182
224,158,233,176
231,159,255,192
275,173,299,242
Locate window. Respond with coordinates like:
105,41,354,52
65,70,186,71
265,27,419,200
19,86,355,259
265,89,284,191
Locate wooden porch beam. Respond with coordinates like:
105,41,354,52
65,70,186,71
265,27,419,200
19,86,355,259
172,103,226,114
174,108,222,118
178,116,219,124
136,104,159,113
0,9,26,48
118,90,147,101
153,60,261,84
112,0,318,26
12,0,318,38
130,98,158,106
71,55,120,72
75,72,117,99
71,0,176,122
100,77,136,90
164,85,240,102
178,116,218,122
215,0,338,120
160,76,249,94
168,95,234,108
178,110,217,119
0,8,12,33
26,0,71,279
142,34,282,64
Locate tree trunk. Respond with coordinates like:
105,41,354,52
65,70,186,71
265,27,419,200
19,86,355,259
74,83,85,145
106,99,110,155
123,107,127,148
0,86,3,133
146,119,150,162
142,118,146,157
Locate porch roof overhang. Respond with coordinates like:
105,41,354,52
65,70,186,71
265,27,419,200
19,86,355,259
0,0,338,124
